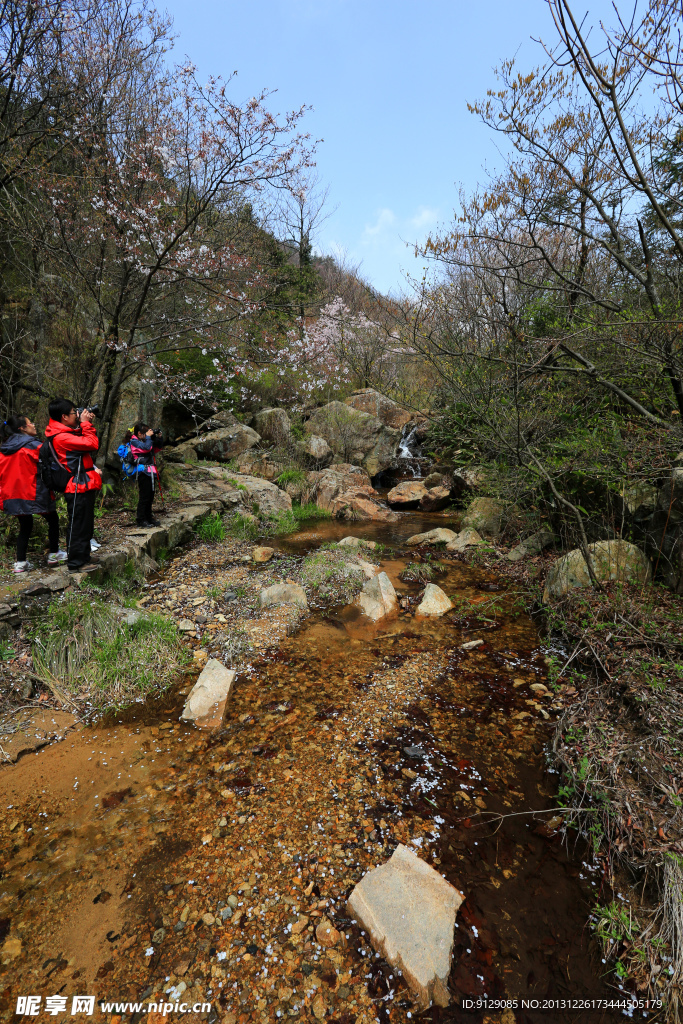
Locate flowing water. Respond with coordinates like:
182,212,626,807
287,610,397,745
0,513,630,1023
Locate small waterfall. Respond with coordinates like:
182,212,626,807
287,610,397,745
397,424,424,478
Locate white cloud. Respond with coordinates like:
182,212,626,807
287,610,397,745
362,207,397,239
410,205,439,230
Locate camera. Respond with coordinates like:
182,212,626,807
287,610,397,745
77,404,100,417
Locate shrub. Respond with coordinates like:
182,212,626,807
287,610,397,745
196,511,226,543
276,468,307,486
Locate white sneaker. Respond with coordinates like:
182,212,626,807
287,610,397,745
47,550,68,565
90,538,101,551
12,561,34,574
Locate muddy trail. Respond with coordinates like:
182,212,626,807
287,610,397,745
0,514,626,1023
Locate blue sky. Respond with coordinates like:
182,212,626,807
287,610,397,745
161,0,605,294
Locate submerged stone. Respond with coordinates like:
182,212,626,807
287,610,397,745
347,844,464,1008
356,571,398,621
181,658,236,730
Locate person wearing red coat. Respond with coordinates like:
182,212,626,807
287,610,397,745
44,398,102,572
0,414,66,573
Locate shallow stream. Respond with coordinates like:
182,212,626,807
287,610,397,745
0,512,627,1022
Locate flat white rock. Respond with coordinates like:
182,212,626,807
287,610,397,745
415,583,453,617
181,658,236,730
356,571,398,621
348,844,464,1008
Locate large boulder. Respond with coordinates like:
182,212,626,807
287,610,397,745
415,584,453,617
387,480,429,508
181,659,236,730
297,433,334,469
461,497,504,538
543,539,652,602
420,486,450,512
304,401,400,477
308,464,371,510
344,389,413,431
166,425,260,464
166,465,292,516
235,451,284,481
356,572,398,621
251,407,291,445
347,844,464,1008
331,487,399,522
232,474,292,516
196,409,240,432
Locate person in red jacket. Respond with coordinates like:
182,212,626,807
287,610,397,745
0,414,66,573
44,397,102,572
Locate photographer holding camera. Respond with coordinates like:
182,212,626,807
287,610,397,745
117,423,163,527
45,398,102,571
0,414,67,573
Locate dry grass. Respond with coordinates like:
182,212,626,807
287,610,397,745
29,592,190,714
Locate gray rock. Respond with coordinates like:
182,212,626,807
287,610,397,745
420,486,450,512
406,528,458,546
181,658,236,730
347,844,464,1008
178,619,196,632
461,497,504,538
296,434,333,470
166,424,261,464
251,407,291,445
258,583,308,611
235,451,284,481
308,464,372,510
344,389,413,430
445,528,485,552
543,539,652,602
423,472,444,489
507,528,557,562
337,536,378,550
222,473,292,516
304,401,400,477
356,572,398,621
623,482,658,515
152,928,166,943
415,584,453,617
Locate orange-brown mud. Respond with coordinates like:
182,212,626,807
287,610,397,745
0,517,625,1024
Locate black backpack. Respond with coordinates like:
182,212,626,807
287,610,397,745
38,439,72,493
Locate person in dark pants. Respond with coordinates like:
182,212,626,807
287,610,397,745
0,414,66,573
44,399,102,571
118,424,163,527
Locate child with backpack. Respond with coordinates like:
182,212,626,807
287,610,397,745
0,414,66,573
117,423,163,527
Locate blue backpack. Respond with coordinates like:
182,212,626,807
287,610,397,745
117,443,138,478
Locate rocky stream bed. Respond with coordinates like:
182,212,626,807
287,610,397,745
0,513,635,1023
